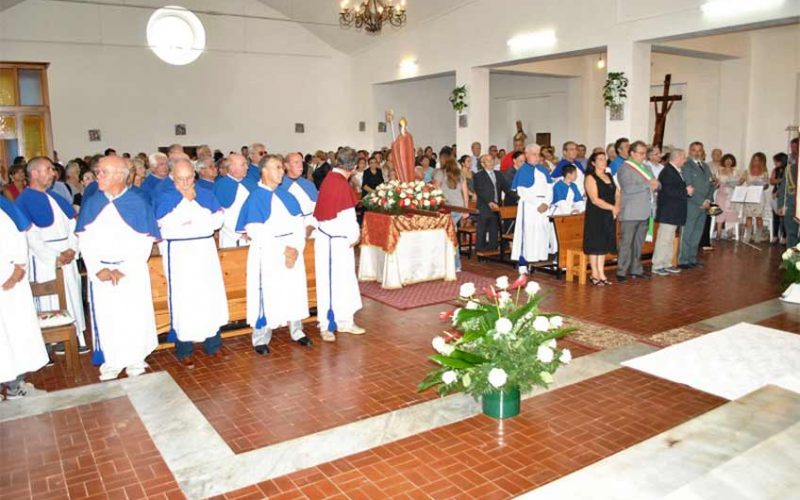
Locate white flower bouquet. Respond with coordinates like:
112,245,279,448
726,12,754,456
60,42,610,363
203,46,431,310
361,180,445,214
419,276,575,398
780,244,800,288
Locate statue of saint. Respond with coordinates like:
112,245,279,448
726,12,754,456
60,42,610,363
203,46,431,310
390,116,416,182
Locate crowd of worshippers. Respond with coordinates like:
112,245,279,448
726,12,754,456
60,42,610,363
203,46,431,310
1,136,797,398
0,145,365,399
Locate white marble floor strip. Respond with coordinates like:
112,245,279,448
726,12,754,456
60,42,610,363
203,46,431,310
693,299,788,331
518,385,800,500
0,342,657,499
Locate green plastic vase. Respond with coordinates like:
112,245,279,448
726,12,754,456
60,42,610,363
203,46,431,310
482,386,520,419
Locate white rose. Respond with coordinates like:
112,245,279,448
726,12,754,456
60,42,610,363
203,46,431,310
498,291,511,306
795,262,800,272
549,316,563,329
465,301,478,310
495,317,513,335
495,276,510,290
423,199,431,206
560,349,572,364
488,367,508,388
525,281,541,296
432,336,447,353
537,345,554,363
546,339,556,349
442,370,458,385
540,371,554,384
782,250,792,260
459,282,476,298
533,316,551,332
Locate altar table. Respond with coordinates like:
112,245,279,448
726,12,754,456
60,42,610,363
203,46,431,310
358,211,457,289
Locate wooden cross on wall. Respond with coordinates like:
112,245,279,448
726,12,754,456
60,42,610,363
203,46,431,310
650,74,683,148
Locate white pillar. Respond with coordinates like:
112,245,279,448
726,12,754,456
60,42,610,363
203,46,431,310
456,66,490,157
605,40,651,145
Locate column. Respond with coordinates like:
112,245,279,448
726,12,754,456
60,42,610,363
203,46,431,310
604,40,651,145
455,66,490,157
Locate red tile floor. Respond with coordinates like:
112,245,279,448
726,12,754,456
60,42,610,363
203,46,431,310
9,239,796,499
0,397,182,500
214,369,725,500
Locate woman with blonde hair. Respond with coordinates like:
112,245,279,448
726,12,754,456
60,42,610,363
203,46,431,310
434,158,469,272
714,154,740,239
739,152,769,243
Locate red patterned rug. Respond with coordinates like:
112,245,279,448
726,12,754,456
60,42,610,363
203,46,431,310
359,271,496,310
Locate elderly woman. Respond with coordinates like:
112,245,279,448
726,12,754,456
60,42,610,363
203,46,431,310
65,160,83,200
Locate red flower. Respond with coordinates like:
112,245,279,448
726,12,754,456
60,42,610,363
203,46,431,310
439,309,455,321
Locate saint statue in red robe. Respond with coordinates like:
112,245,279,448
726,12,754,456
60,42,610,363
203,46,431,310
391,118,416,183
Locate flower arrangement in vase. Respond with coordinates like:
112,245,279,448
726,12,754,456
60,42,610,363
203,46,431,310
361,180,445,215
419,276,575,418
603,72,628,121
780,245,800,303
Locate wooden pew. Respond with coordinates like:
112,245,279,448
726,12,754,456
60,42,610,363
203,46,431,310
148,242,317,347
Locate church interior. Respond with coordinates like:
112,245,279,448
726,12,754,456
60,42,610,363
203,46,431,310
1,0,799,499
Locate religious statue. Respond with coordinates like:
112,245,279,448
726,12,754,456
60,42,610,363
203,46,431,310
388,110,416,182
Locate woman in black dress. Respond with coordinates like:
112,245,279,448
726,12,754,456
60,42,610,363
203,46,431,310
583,151,620,285
362,155,384,199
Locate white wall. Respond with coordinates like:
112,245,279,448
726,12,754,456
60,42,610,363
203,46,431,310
371,74,455,151
0,0,361,159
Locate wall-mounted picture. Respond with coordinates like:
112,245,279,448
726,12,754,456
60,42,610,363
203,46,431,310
295,123,305,133
359,121,366,132
88,129,101,142
175,123,187,136
458,114,468,128
378,122,387,133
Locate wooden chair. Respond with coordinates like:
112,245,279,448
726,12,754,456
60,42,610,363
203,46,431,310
29,267,79,376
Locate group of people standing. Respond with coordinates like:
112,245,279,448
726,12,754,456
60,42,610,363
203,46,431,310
1,145,367,398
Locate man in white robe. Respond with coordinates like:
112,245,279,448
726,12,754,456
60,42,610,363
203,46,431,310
238,155,312,353
0,198,48,400
551,165,586,215
76,156,160,381
281,152,318,238
15,157,87,352
155,159,228,368
313,147,364,342
511,145,556,275
214,154,257,248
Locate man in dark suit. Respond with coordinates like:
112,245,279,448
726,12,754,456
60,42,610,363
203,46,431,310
474,154,512,252
652,149,691,275
679,141,715,269
312,150,332,189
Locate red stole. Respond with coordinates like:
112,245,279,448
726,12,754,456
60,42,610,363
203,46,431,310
313,170,357,222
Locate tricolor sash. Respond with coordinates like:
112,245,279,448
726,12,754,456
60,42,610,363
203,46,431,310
624,160,656,241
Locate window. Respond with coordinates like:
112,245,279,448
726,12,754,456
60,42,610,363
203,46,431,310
0,62,53,169
146,6,206,66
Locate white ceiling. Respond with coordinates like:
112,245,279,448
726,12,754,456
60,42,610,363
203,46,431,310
256,0,473,54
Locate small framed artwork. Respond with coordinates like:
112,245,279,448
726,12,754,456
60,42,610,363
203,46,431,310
88,129,101,142
359,121,366,132
458,114,468,128
175,124,187,136
378,122,387,133
609,104,624,121
295,123,305,133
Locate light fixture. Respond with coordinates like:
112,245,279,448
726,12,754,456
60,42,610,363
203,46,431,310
701,0,784,18
146,6,205,65
340,0,407,34
507,30,557,52
398,57,418,78
597,56,606,69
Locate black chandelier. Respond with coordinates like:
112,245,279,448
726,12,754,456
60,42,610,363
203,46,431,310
339,0,407,34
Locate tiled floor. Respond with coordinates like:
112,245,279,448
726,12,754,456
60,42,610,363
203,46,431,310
216,368,725,499
758,312,800,333
0,397,183,500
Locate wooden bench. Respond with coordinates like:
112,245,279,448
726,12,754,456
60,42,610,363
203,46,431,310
148,242,317,348
29,267,79,378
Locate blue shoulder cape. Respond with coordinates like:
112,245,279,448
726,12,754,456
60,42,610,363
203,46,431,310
83,180,99,202
246,163,261,183
213,175,258,209
552,180,584,204
140,174,166,195
76,188,161,239
281,175,318,202
0,196,31,231
552,159,585,178
512,163,553,190
154,177,223,220
197,178,215,192
609,156,625,176
235,185,302,233
15,188,76,227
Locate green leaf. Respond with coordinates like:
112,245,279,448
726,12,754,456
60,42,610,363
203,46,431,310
430,355,476,369
417,379,441,392
451,349,487,365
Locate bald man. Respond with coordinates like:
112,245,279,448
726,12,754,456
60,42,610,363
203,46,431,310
213,153,258,248
76,156,160,381
155,159,228,367
281,152,318,237
15,157,87,352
